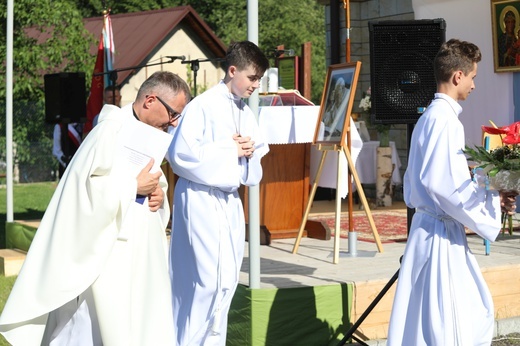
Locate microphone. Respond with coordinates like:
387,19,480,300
273,49,295,57
165,55,186,61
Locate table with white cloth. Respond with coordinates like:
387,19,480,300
355,141,402,185
241,106,362,239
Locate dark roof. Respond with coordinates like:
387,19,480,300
84,6,227,85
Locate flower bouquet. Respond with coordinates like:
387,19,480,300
359,88,371,113
358,87,391,146
464,121,520,234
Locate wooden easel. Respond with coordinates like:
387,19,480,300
292,123,384,264
293,0,383,262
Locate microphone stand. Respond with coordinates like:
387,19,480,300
95,56,184,104
181,58,226,96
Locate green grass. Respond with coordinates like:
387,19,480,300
0,181,56,219
0,275,17,345
0,182,55,345
0,182,56,248
0,275,17,344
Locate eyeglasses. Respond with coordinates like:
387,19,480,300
155,95,182,122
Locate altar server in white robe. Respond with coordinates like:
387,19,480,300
168,41,270,345
387,39,518,345
0,71,191,346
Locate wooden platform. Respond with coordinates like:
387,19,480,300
0,249,26,277
239,201,520,342
4,200,519,342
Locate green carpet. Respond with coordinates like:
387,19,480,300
228,282,353,346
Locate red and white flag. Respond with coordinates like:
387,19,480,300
84,11,115,135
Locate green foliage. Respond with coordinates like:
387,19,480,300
75,0,327,103
0,0,327,179
0,101,56,181
1,0,326,102
0,0,95,100
184,64,208,96
72,0,180,17
180,0,326,103
259,0,326,104
464,144,520,177
0,0,93,178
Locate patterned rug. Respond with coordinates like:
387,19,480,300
309,210,520,243
309,210,409,243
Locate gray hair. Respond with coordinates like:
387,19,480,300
136,71,191,102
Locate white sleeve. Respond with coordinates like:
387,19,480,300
52,124,65,166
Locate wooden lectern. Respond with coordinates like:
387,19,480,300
240,142,326,239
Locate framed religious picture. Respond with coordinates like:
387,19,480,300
313,61,361,145
491,0,520,72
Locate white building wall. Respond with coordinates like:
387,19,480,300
120,24,225,106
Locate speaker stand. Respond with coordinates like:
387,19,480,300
406,123,415,234
337,256,402,346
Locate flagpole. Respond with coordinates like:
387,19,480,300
5,0,13,231
84,9,113,135
247,0,261,290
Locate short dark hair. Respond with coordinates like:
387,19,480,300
136,71,192,102
104,85,120,92
434,39,482,83
225,41,269,76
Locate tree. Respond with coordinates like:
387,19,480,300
257,0,326,103
0,0,95,179
175,0,327,103
73,0,178,17
0,0,327,180
75,0,327,103
0,0,95,100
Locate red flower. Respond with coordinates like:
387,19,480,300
482,121,520,145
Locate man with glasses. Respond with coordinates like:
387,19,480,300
0,71,191,345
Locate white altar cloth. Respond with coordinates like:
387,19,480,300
258,106,320,144
258,105,362,198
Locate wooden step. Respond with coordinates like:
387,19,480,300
0,249,26,277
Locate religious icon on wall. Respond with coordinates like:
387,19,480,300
313,61,361,145
492,0,520,72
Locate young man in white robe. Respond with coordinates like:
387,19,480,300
0,71,191,346
387,39,518,345
167,40,270,345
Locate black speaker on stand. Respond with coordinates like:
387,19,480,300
369,19,446,125
369,19,446,231
44,72,87,124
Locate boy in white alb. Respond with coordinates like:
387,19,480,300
387,39,518,345
167,41,270,345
